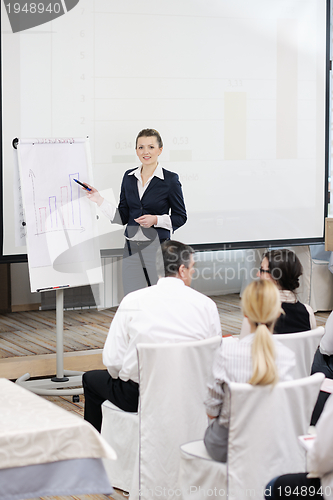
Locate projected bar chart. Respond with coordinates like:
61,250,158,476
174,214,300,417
277,19,298,159
224,92,247,160
2,0,326,256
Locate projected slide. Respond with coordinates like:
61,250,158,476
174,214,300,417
1,0,328,254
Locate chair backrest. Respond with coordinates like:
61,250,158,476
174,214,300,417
276,326,324,378
133,335,221,499
227,372,324,500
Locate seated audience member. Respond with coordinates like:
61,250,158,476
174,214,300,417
264,393,333,500
204,280,295,462
241,249,316,337
83,240,222,432
310,311,333,425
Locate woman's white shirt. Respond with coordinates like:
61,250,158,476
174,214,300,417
98,164,172,241
204,334,295,426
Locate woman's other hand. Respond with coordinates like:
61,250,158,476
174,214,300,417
134,215,158,228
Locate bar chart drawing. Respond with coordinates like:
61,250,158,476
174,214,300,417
17,139,102,292
48,196,57,229
29,170,84,236
69,172,82,227
39,207,47,234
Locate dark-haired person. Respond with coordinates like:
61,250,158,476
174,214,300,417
83,240,222,432
84,128,187,295
240,249,316,337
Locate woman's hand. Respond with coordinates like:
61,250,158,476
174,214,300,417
134,215,158,228
84,184,104,207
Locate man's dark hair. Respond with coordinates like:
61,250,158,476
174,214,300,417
263,249,303,291
135,128,163,148
160,240,194,277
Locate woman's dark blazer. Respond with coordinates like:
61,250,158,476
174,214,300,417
113,167,187,241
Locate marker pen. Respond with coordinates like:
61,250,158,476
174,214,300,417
73,178,91,191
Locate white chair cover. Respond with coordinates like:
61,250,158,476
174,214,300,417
276,326,324,379
101,401,138,491
131,335,221,499
102,335,221,498
180,373,324,500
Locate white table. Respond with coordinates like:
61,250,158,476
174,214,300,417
0,378,116,500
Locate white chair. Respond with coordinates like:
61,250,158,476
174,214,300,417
101,335,221,497
290,245,333,312
179,373,324,500
276,326,324,379
101,401,139,492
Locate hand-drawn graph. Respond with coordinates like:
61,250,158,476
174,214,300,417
17,138,102,292
30,170,84,235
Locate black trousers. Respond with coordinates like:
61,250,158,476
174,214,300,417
122,236,168,296
266,473,322,500
82,370,139,432
204,418,229,462
310,348,333,425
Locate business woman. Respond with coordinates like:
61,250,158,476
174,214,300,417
85,128,187,295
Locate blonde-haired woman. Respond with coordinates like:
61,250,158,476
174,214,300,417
204,280,295,462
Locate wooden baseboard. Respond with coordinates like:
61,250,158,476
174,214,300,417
0,349,104,380
11,303,41,312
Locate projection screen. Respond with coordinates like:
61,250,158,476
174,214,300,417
1,0,330,259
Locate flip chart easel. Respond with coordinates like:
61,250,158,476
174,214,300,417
13,137,103,396
16,289,84,396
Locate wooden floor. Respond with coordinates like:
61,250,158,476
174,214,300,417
0,308,117,358
0,294,329,360
0,294,330,500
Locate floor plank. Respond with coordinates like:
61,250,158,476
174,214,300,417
0,307,117,360
0,295,330,363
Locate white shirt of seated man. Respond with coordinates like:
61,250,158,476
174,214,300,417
102,253,222,384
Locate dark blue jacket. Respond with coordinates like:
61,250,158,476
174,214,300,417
113,167,187,241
